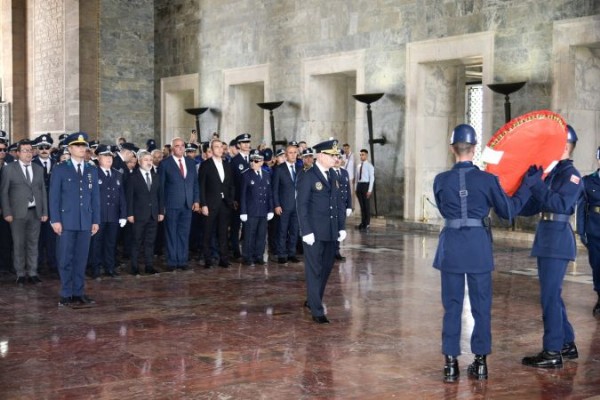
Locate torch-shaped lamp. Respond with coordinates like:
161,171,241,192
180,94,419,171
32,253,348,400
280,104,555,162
487,82,527,123
257,101,285,149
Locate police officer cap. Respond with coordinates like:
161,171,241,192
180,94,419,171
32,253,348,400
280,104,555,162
249,149,264,160
65,132,89,146
261,148,273,161
313,139,340,155
235,133,251,143
35,134,54,147
88,139,99,149
301,147,315,157
58,133,69,141
566,125,578,144
110,145,120,153
0,130,8,143
95,144,113,156
185,142,199,152
229,139,238,147
275,148,285,157
288,140,299,147
449,124,477,145
120,142,138,152
146,138,157,151
8,143,17,152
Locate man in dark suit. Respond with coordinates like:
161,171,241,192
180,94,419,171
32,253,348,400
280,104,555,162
112,142,137,174
49,132,100,306
0,139,49,284
0,136,13,272
159,137,200,270
32,134,57,274
198,139,235,267
127,150,164,274
272,144,300,264
296,139,347,324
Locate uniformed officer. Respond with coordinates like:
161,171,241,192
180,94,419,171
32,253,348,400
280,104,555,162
433,124,537,382
333,154,353,261
296,139,347,324
89,144,127,278
239,149,274,266
520,125,583,368
577,146,600,316
230,133,252,259
300,147,315,172
112,142,138,174
49,132,100,306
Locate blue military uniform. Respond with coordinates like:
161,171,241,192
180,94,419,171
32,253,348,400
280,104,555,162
335,167,352,259
230,133,252,258
49,133,100,304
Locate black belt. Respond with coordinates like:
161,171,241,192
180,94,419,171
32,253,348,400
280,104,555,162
27,206,36,210
357,182,369,185
444,218,484,229
540,212,571,222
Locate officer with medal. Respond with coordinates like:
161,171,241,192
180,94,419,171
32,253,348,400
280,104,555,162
519,125,583,368
433,124,536,382
296,139,347,324
49,132,100,306
577,146,600,316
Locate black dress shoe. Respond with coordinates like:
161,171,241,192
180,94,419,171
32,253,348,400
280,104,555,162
219,260,231,268
28,276,42,284
303,301,311,310
16,277,26,286
178,265,188,271
522,350,563,368
255,259,265,265
72,295,96,305
312,315,330,324
561,342,578,360
204,261,213,269
145,268,159,275
335,254,346,261
58,297,72,307
444,355,459,383
288,256,301,263
467,355,488,380
593,299,600,317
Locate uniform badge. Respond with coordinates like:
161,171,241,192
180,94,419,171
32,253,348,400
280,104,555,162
250,180,255,185
570,175,580,185
239,164,244,170
98,179,103,185
117,180,120,186
315,182,323,191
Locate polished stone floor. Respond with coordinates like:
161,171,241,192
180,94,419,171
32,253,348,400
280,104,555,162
1,225,600,399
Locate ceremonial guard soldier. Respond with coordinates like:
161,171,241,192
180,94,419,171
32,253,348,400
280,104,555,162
296,139,347,324
577,146,600,316
49,132,100,306
239,149,274,266
230,133,252,259
433,124,536,382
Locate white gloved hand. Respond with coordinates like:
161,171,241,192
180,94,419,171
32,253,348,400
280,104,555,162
346,208,352,217
338,230,347,242
267,212,274,221
302,233,315,246
118,218,127,228
240,214,248,222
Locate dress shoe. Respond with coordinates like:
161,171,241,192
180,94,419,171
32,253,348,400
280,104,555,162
593,298,600,317
255,259,265,265
288,256,301,263
28,276,42,284
178,265,188,271
335,254,346,261
243,259,255,267
72,295,96,305
443,355,459,383
355,224,363,230
561,342,578,360
467,355,488,380
303,301,311,310
204,261,213,269
312,315,330,324
145,268,159,275
277,257,288,264
16,276,26,286
58,297,72,307
219,260,231,268
522,350,563,368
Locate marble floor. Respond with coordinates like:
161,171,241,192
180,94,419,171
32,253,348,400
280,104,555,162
1,226,600,399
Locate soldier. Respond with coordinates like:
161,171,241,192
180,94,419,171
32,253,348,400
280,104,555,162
577,146,600,316
333,154,352,261
230,133,252,259
300,147,315,172
434,124,537,382
49,132,100,306
520,125,583,368
296,139,347,323
239,149,274,266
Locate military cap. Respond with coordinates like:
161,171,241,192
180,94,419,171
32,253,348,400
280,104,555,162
0,130,9,144
235,133,251,143
35,134,54,147
288,140,299,147
58,133,69,141
301,147,315,157
8,143,18,152
313,139,340,155
185,142,199,152
249,149,264,160
567,125,578,144
261,148,273,161
88,139,99,149
146,139,157,151
275,148,285,157
229,139,238,147
65,132,89,146
95,144,114,156
120,142,139,152
450,124,477,145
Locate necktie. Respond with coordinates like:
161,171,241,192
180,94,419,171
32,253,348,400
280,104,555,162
42,161,49,181
291,165,296,182
146,172,152,191
25,164,31,184
106,170,110,179
178,158,185,177
359,162,363,180
257,170,262,179
77,163,82,178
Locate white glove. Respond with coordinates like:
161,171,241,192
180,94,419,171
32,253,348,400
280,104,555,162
346,208,352,217
119,218,127,228
338,230,347,242
240,214,248,222
302,233,315,246
267,212,274,221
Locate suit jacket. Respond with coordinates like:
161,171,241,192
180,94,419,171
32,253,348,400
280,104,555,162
49,159,101,230
127,168,164,221
32,157,56,192
272,162,297,211
112,153,127,174
198,158,235,210
335,167,352,209
0,161,48,219
97,168,127,223
159,155,199,210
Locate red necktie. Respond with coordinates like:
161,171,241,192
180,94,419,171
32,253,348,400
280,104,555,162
178,158,185,177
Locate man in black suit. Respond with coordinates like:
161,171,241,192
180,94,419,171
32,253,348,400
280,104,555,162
127,150,164,274
198,139,235,268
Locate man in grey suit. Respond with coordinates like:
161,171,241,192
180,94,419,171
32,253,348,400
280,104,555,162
0,139,48,284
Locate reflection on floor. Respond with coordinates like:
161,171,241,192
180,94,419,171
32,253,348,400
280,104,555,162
1,227,599,399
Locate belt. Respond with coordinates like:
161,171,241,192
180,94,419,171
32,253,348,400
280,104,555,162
540,212,571,222
27,206,36,210
357,181,370,185
591,206,600,214
444,218,484,229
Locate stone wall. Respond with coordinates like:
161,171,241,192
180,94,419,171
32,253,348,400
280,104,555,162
154,0,600,217
99,0,154,146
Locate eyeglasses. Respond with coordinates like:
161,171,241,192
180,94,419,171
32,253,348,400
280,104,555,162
0,149,6,153
38,146,51,150
19,149,33,153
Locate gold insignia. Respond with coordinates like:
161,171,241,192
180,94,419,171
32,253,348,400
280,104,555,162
78,135,84,141
315,182,323,191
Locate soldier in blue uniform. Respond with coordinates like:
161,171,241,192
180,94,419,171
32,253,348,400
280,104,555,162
577,146,600,316
433,124,537,382
49,132,100,307
239,150,274,266
333,154,353,261
296,139,347,324
230,133,252,259
519,125,583,368
89,145,127,278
